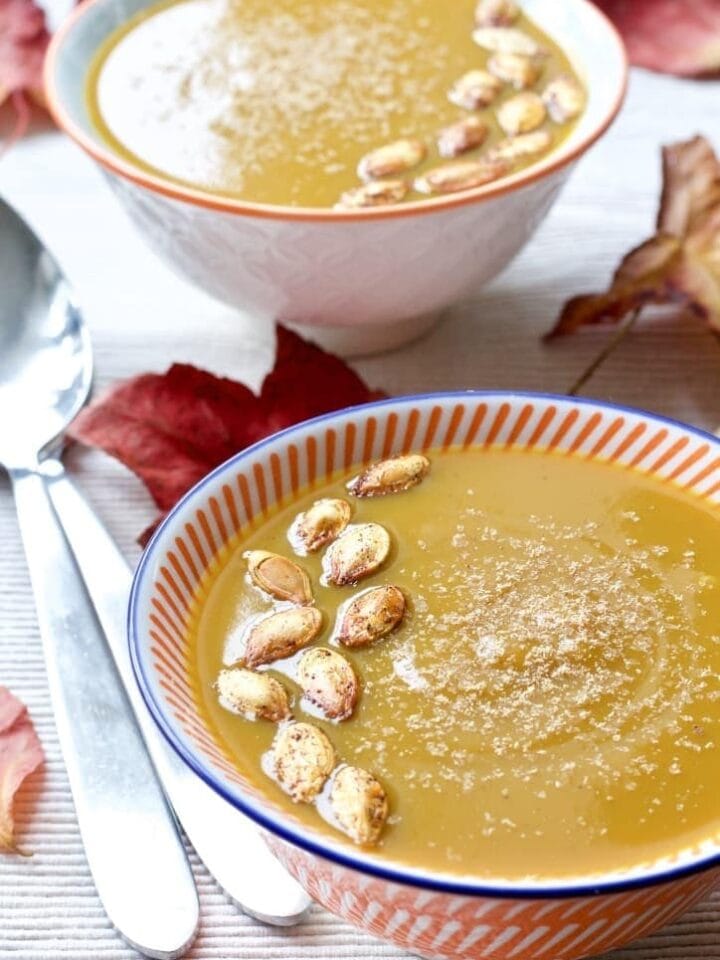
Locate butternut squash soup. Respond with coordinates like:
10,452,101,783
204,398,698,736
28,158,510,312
87,0,585,208
188,448,720,880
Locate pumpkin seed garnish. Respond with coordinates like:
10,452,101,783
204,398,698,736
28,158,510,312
244,607,323,668
472,26,544,57
329,766,389,845
448,69,502,110
497,91,547,136
336,179,409,210
474,0,519,27
270,722,335,803
216,668,290,722
437,116,489,159
245,550,313,605
289,498,352,555
336,585,406,649
487,129,552,163
358,139,426,181
297,648,359,721
415,158,511,195
487,51,542,89
542,74,585,123
347,454,430,497
323,523,391,586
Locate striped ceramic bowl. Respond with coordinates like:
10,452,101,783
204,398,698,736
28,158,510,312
130,392,720,960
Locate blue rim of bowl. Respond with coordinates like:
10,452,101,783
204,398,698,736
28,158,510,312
129,390,720,899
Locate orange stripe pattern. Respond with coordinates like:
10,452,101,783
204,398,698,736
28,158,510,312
135,395,720,960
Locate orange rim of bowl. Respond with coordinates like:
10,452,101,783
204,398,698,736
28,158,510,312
44,0,629,223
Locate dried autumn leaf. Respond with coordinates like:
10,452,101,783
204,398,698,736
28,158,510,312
0,0,50,150
592,0,720,77
68,326,385,544
546,135,720,339
0,686,44,853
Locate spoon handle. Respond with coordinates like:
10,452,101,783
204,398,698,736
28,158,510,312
43,460,313,927
9,467,199,960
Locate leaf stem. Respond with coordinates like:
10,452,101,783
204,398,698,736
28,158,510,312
567,308,643,397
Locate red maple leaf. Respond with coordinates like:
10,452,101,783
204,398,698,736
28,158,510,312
69,325,386,543
0,686,44,854
593,0,720,76
0,0,50,150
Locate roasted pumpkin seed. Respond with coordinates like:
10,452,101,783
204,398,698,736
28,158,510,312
289,498,352,554
474,0,519,26
347,454,430,497
336,179,408,210
336,585,406,649
487,129,552,162
472,26,544,57
487,51,542,89
297,648,359,721
415,158,511,195
323,523,391,586
216,668,290,722
246,550,313,605
244,607,323,668
447,69,501,110
329,766,389,845
271,722,335,803
542,74,585,123
496,91,546,136
437,116,488,159
357,139,426,181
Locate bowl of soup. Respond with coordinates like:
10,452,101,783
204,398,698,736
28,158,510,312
45,0,626,354
129,391,720,959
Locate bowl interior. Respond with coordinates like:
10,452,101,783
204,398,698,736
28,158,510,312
130,391,720,896
48,0,626,215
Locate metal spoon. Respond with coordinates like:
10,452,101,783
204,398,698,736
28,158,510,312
0,198,312,932
0,201,199,957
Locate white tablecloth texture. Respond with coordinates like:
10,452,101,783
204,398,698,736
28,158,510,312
2,51,720,959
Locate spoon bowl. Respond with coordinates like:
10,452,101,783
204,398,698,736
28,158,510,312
0,199,90,469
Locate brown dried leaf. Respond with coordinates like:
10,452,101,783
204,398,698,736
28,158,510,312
546,136,720,338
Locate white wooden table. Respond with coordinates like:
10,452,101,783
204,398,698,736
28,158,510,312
1,52,720,959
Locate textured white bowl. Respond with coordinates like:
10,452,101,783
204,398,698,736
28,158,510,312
46,0,627,354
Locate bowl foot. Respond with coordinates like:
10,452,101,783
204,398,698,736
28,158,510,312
287,309,443,358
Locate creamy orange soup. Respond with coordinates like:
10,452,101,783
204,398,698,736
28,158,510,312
87,0,585,208
186,447,720,881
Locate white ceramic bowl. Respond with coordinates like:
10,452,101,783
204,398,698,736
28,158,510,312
46,1,627,354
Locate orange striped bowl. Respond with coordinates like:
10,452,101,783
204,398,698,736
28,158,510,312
130,392,720,960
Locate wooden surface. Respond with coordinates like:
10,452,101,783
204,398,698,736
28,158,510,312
2,51,720,960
